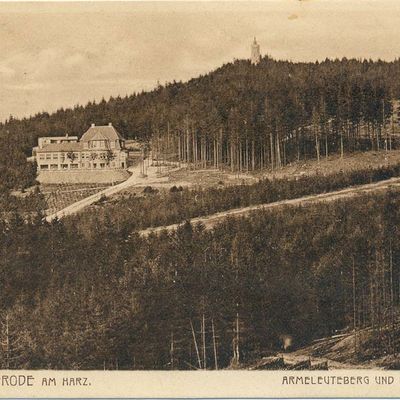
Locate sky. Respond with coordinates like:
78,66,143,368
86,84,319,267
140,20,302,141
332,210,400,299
1,0,400,121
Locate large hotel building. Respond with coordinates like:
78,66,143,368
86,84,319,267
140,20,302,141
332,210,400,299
34,123,128,172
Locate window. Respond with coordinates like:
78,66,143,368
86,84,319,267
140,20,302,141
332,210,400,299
100,163,105,168
46,154,51,160
52,154,58,160
50,164,58,170
71,164,79,169
39,154,45,160
62,164,68,169
41,165,49,170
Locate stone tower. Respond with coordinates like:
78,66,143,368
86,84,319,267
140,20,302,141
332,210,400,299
251,37,261,65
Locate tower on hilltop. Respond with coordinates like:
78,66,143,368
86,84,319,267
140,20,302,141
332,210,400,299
251,37,261,65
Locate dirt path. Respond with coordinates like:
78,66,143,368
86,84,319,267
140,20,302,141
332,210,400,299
276,352,378,370
138,177,400,236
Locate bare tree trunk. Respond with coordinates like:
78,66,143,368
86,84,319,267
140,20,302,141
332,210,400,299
211,318,218,370
178,135,181,163
205,140,208,167
219,128,223,169
199,137,203,170
230,141,234,172
376,123,380,151
236,312,240,364
5,314,9,369
325,131,328,160
315,131,320,162
170,331,174,370
213,139,217,169
390,115,394,151
283,138,286,166
186,120,190,164
202,313,206,370
190,320,202,369
239,141,243,173
251,140,255,171
370,273,375,329
195,131,198,169
340,130,344,159
297,128,301,162
270,131,274,170
245,139,249,172
276,131,281,168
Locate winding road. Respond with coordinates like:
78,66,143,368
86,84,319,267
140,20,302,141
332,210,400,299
138,177,400,236
45,160,172,222
45,162,400,232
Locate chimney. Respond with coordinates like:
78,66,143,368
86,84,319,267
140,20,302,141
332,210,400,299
108,122,112,126
91,123,95,127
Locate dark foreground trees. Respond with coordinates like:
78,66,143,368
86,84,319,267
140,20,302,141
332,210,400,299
1,190,400,369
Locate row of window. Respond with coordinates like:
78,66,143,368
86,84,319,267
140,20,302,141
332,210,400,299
88,140,119,149
39,162,121,170
38,151,119,161
38,153,79,160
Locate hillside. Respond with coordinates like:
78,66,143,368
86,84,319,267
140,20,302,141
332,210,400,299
2,56,400,194
1,189,400,369
59,150,400,237
2,56,400,370
249,323,400,370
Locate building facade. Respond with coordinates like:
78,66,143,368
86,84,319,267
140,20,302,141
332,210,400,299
35,123,128,172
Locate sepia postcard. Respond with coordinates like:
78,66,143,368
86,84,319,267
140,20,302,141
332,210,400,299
2,0,400,398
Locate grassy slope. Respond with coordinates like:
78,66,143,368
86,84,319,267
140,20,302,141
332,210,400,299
115,150,400,198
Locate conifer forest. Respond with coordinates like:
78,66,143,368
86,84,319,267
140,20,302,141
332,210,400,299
3,55,400,369
2,56,400,191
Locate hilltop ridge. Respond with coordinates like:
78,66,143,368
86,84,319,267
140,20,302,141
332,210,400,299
2,55,400,193
2,55,400,145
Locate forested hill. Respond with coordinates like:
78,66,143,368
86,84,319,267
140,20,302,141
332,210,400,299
2,56,400,190
3,56,400,146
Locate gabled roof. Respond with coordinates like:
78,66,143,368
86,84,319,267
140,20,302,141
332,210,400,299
80,124,125,142
36,142,83,153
